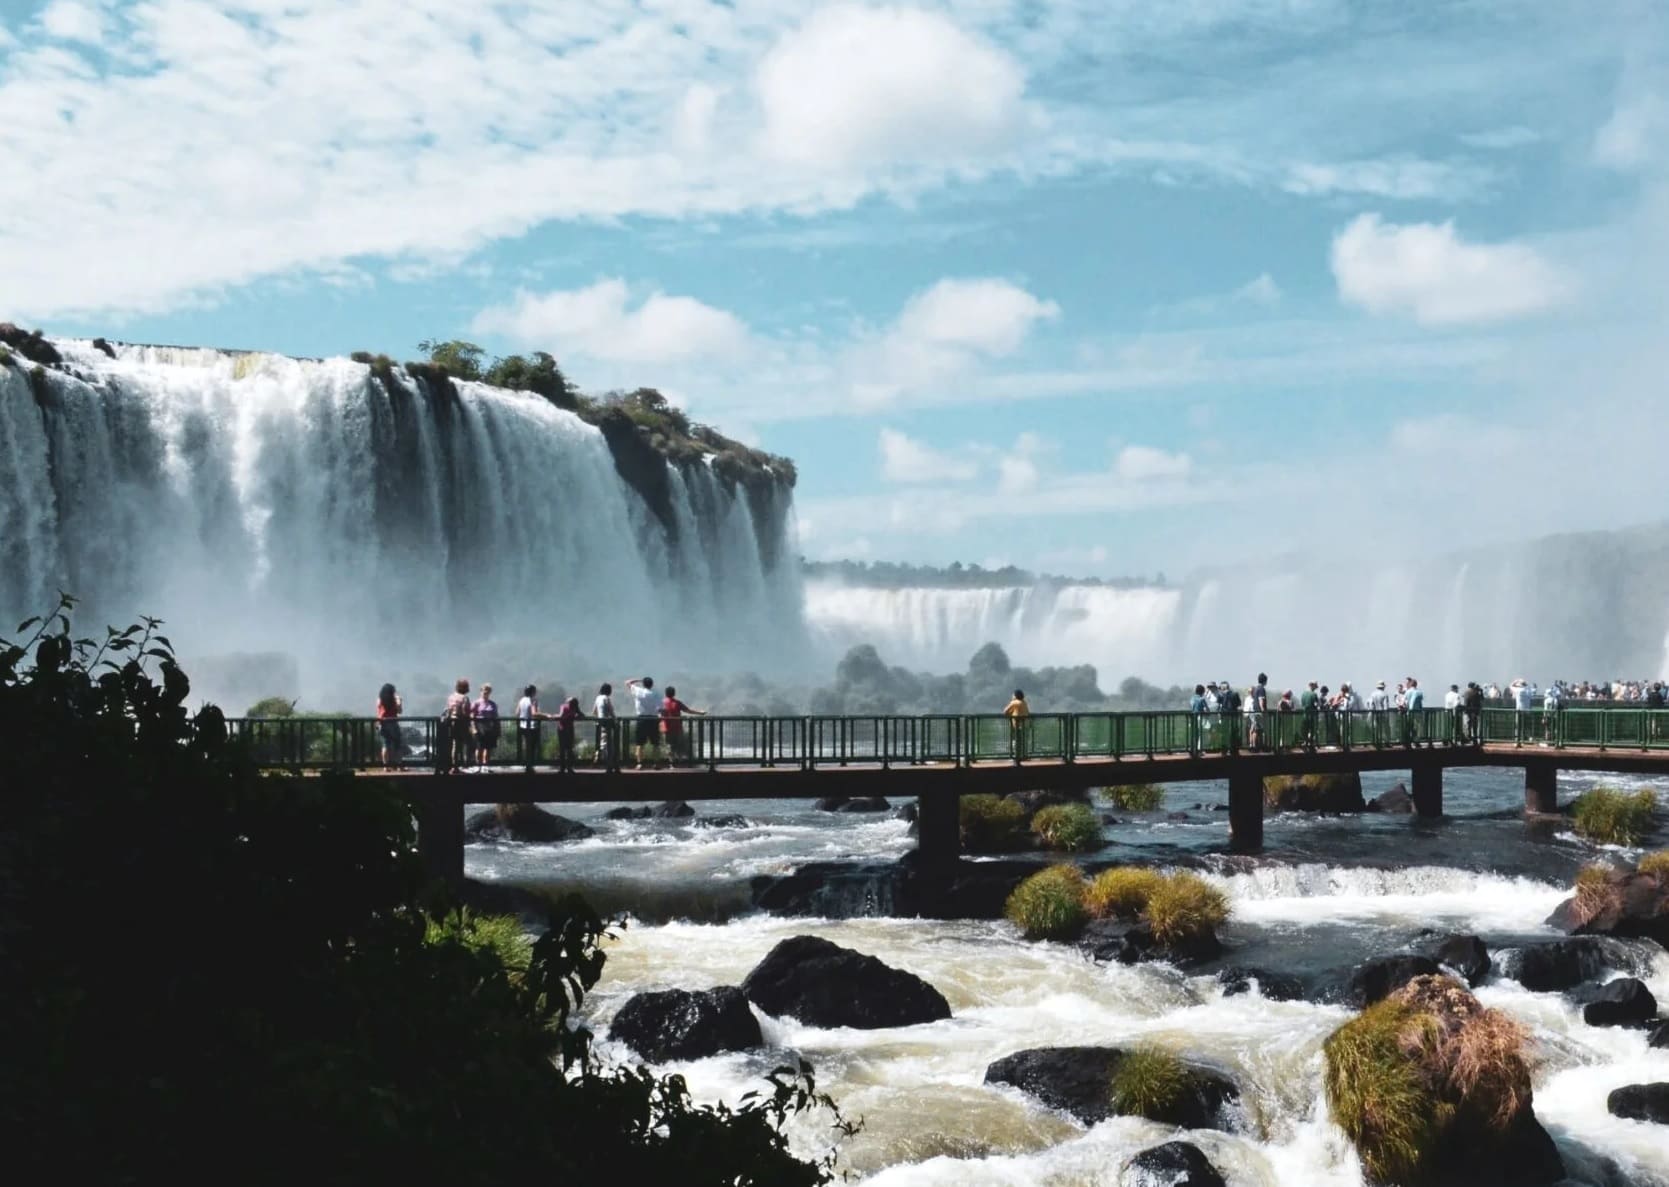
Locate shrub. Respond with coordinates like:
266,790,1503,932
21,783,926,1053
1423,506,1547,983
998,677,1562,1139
1324,999,1442,1185
960,794,1028,853
1031,803,1102,852
1108,1046,1187,1120
1637,849,1669,880
425,910,532,975
1571,786,1657,846
1104,783,1164,811
1084,867,1166,920
1142,872,1229,948
349,350,375,364
1004,864,1088,941
417,337,485,380
245,695,297,718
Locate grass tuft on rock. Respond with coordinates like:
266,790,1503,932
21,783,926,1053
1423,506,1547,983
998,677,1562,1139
1108,1046,1187,1120
1030,803,1103,852
1571,786,1657,846
1004,864,1089,941
1142,872,1229,948
1638,849,1669,880
1084,867,1166,920
960,794,1028,854
1103,783,1164,811
1324,999,1442,1185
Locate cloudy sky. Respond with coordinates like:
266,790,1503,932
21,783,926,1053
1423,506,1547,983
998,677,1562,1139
4,0,1667,577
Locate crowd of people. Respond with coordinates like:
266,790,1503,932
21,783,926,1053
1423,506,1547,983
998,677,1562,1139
373,676,707,773
1479,678,1667,705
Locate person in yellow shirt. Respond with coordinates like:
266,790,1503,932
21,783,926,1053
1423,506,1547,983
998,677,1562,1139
1004,688,1030,762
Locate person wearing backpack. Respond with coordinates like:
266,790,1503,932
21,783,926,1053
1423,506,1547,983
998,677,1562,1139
443,678,473,774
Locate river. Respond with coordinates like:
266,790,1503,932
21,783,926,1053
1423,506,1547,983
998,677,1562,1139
465,767,1669,1185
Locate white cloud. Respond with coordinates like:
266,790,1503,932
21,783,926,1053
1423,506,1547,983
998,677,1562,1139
997,432,1048,495
1233,273,1281,306
894,278,1060,356
877,427,978,484
1594,96,1667,171
471,280,750,364
755,5,1030,169
1458,126,1540,151
1284,157,1492,201
673,83,721,156
1113,444,1193,482
1330,213,1567,326
38,1,105,44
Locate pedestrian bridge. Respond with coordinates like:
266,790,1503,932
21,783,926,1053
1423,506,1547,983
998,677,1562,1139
231,707,1669,883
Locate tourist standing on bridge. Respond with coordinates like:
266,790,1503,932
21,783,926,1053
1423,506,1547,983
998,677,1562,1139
443,678,473,774
515,685,547,770
1403,678,1425,745
593,682,616,766
1004,689,1030,762
555,696,582,773
1445,684,1462,744
472,683,501,770
1463,682,1484,744
627,676,663,769
1300,681,1320,750
376,683,402,770
1512,678,1535,742
1543,681,1563,744
660,686,706,764
1248,674,1269,751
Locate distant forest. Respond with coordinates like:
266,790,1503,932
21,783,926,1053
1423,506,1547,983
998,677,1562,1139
800,559,1170,589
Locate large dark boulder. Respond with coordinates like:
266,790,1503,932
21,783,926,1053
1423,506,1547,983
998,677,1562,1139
741,935,950,1029
1499,938,1608,991
1572,978,1658,1028
814,796,890,813
651,800,695,818
1121,1141,1226,1187
604,805,652,820
1218,966,1306,1002
1262,772,1366,813
1547,870,1669,947
1344,954,1445,1007
0,322,61,366
984,1046,1238,1130
1367,784,1414,814
1080,918,1221,967
607,986,761,1062
1607,1083,1669,1125
1421,934,1491,987
464,803,594,843
1650,1020,1669,1049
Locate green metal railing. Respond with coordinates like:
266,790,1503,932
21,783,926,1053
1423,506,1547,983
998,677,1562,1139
220,707,1669,773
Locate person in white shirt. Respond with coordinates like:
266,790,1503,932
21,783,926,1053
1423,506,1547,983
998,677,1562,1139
515,684,545,769
1511,679,1535,742
1444,684,1462,744
626,676,664,768
592,682,616,765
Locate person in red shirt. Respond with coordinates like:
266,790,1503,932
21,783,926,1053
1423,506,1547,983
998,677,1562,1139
555,697,583,773
659,686,706,765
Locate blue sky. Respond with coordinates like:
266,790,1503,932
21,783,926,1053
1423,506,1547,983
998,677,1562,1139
3,0,1667,577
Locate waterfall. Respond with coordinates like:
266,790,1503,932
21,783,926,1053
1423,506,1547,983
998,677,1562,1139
0,339,806,709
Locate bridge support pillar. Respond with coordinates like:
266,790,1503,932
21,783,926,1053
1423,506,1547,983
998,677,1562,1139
1228,772,1263,853
1412,765,1443,818
1524,760,1558,815
415,787,465,889
916,792,960,871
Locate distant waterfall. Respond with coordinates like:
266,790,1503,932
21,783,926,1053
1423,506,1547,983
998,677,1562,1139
0,340,805,709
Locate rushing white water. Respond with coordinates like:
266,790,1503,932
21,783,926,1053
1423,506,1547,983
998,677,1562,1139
0,340,805,708
807,524,1669,689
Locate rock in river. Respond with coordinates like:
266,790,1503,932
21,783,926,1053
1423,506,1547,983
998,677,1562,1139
607,986,761,1062
464,803,594,843
1121,1141,1226,1187
741,935,950,1029
984,1046,1239,1130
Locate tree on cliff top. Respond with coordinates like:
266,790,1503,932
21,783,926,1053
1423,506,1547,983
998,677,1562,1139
0,597,848,1186
417,337,486,380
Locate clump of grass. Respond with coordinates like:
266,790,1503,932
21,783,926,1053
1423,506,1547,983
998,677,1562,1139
1142,872,1229,948
1084,867,1166,920
1108,1046,1188,1120
1103,783,1164,811
1030,803,1103,852
1004,864,1088,941
961,794,1028,854
1572,786,1657,846
1638,849,1669,880
1570,863,1616,927
425,910,533,975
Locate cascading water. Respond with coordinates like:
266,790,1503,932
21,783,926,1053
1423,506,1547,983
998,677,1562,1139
0,338,806,709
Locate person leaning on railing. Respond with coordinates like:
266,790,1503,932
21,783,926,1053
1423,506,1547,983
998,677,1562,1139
442,678,472,774
375,683,402,770
515,685,548,770
1003,688,1030,763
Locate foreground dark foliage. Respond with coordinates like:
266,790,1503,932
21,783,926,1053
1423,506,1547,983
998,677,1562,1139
0,597,848,1186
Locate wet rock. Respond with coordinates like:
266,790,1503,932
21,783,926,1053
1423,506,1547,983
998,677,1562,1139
1500,938,1608,991
1262,772,1366,813
741,935,950,1029
1650,1020,1669,1049
606,986,761,1062
91,336,116,358
1121,1141,1226,1187
0,322,61,366
1217,966,1306,1002
1367,783,1414,814
1165,811,1190,822
604,805,652,820
1344,954,1445,1007
1421,934,1491,987
1006,788,1087,816
651,800,694,818
1607,1083,1669,1125
984,1046,1238,1130
693,813,750,829
1080,918,1221,967
1547,870,1669,948
894,802,919,823
813,795,890,812
1572,978,1658,1028
464,803,594,843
